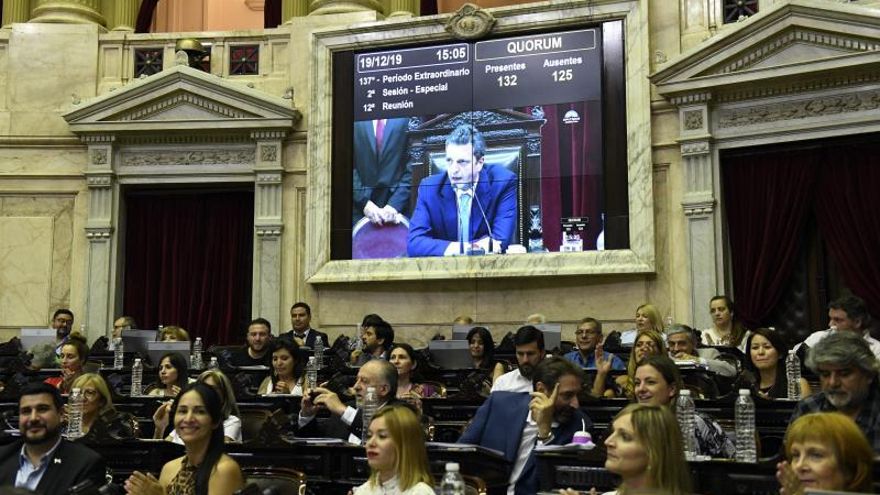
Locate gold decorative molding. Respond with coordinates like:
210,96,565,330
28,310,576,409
718,89,880,128
683,110,704,130
121,149,255,167
444,4,495,40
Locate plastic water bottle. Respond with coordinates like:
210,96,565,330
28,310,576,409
306,357,318,391
192,337,203,369
735,388,757,462
131,358,143,396
786,350,801,400
361,386,378,444
66,387,84,439
113,338,124,369
440,462,465,495
314,336,324,369
208,356,219,370
675,389,698,461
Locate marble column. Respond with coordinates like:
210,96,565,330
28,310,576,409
2,0,30,28
83,135,117,342
252,132,286,330
30,0,106,27
309,0,383,16
282,0,309,20
387,0,417,18
108,0,138,31
679,0,717,52
676,95,720,330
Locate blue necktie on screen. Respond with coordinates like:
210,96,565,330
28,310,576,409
458,192,471,247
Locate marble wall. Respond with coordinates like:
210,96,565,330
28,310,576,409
13,1,859,346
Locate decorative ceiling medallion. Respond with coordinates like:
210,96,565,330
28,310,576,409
445,4,496,41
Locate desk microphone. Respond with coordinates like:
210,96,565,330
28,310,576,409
456,183,472,255
472,189,495,255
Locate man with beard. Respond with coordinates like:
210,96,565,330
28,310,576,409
229,317,273,367
279,302,330,350
51,309,74,357
0,383,105,493
351,317,394,365
491,325,546,393
459,357,591,495
791,331,880,452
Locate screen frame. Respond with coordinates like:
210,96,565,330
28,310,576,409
306,0,653,283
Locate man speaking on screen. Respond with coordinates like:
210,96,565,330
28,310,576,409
407,123,517,257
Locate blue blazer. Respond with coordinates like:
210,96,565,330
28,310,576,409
407,164,517,257
458,392,592,495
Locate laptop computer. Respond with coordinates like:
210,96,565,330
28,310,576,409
534,323,562,351
20,328,56,352
451,324,482,340
121,329,158,356
147,341,191,367
429,340,473,369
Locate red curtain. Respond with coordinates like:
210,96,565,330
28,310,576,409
722,149,818,328
723,140,880,327
814,143,880,314
539,101,603,251
135,0,159,33
264,0,282,28
123,190,254,346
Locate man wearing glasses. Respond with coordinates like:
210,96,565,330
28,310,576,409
564,317,624,370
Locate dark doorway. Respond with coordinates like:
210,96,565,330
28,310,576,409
122,186,254,346
720,133,880,345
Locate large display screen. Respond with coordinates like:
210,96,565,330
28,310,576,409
332,23,628,261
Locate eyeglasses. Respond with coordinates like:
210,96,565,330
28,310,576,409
575,329,601,337
81,389,100,399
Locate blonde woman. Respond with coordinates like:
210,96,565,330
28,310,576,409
560,404,691,495
158,325,190,342
593,329,666,398
70,373,137,439
354,404,434,495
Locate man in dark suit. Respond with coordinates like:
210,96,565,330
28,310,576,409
296,359,400,443
353,117,412,225
458,357,591,495
407,123,517,257
0,383,105,493
279,302,329,350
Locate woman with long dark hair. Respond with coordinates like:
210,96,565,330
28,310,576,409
126,382,243,495
702,295,751,351
258,338,305,395
147,352,190,397
744,327,810,399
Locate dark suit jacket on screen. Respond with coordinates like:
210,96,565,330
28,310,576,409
353,118,412,224
458,391,591,495
0,439,106,494
407,164,517,257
